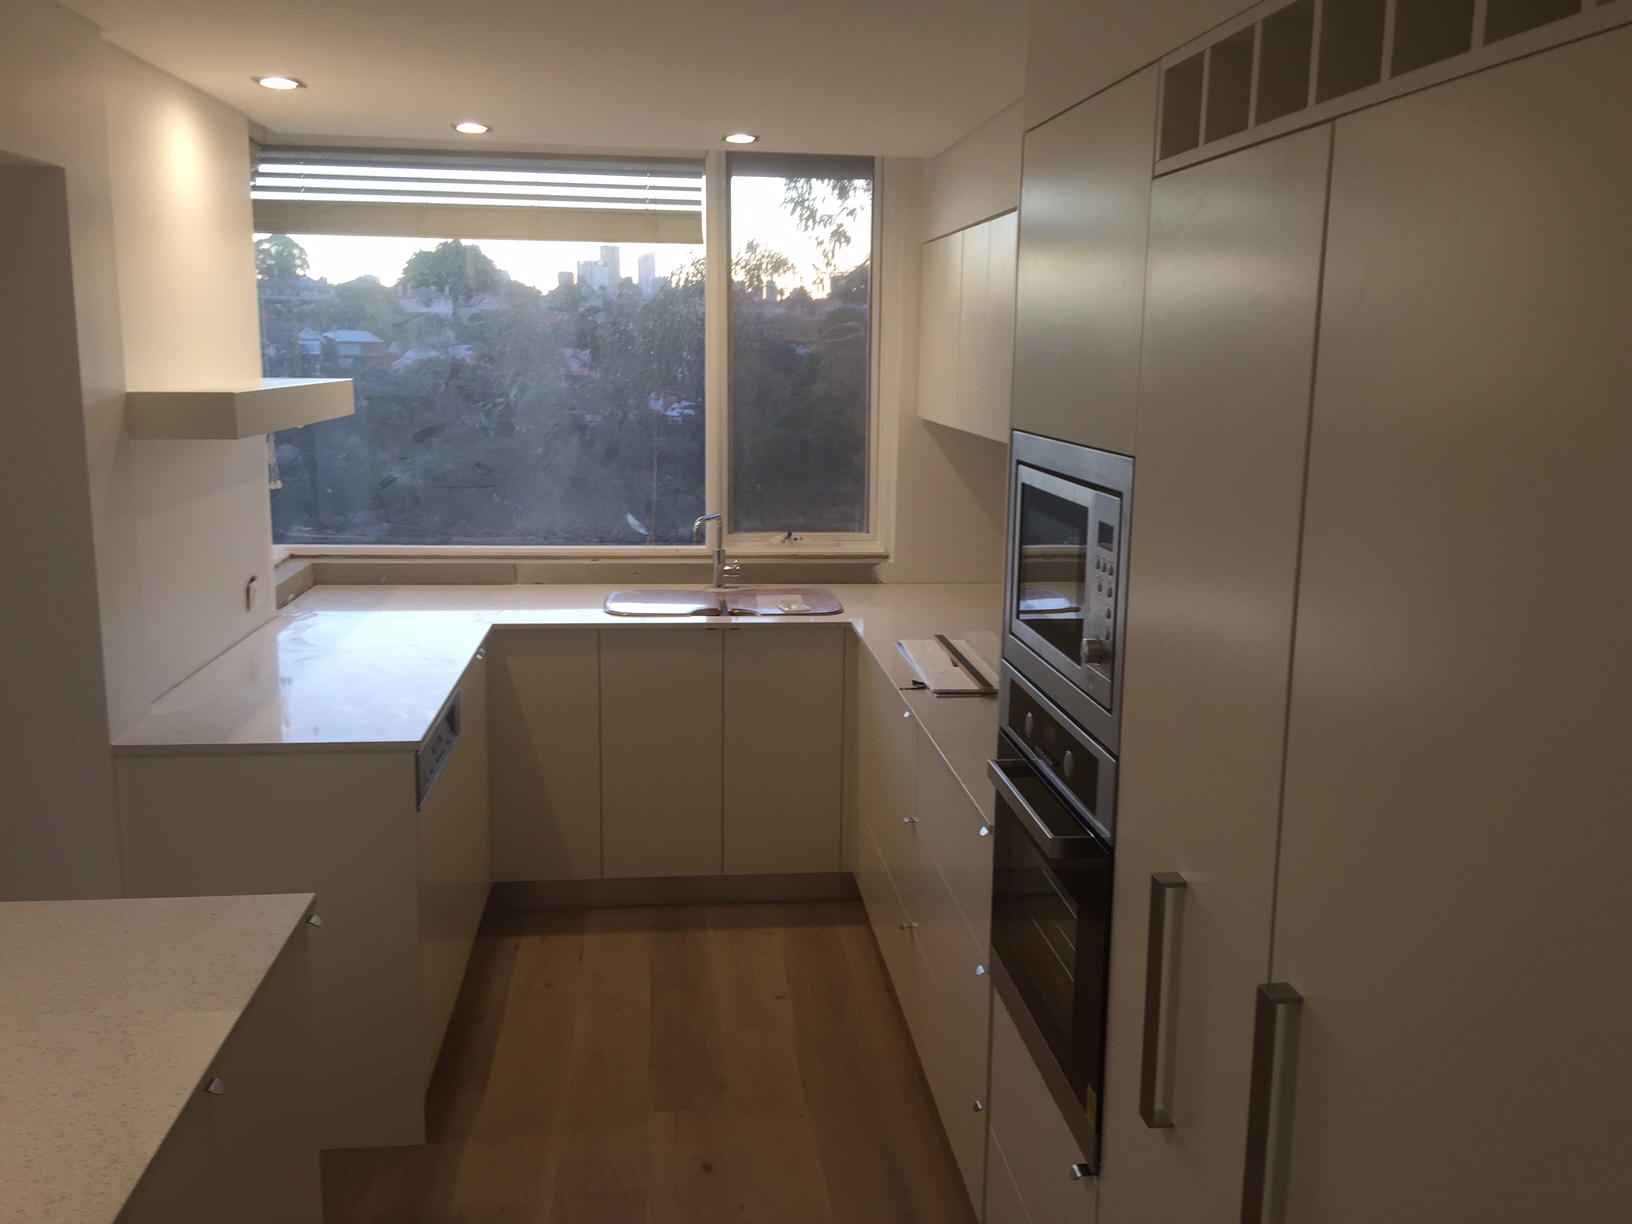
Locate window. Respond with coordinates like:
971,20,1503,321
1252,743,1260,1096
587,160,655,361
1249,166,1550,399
727,154,874,537
254,148,877,551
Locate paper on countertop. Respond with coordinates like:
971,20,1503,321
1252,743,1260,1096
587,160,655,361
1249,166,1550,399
896,638,999,697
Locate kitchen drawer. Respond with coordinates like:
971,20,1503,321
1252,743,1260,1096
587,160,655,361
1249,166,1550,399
990,992,1098,1224
857,817,923,1032
915,732,994,954
983,1126,1032,1224
857,651,918,844
911,926,992,1213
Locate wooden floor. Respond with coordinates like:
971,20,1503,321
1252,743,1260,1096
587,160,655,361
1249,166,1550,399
321,901,977,1223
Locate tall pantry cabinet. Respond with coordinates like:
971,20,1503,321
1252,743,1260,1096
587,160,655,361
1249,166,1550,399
1089,25,1632,1224
1096,122,1334,1224
1267,29,1632,1222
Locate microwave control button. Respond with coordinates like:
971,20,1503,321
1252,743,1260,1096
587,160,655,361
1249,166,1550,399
1024,712,1035,738
1063,750,1075,780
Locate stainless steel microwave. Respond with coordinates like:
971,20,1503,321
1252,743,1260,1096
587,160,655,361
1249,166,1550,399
1004,433,1134,752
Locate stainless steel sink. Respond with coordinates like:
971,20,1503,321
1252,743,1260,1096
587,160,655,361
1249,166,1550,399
722,587,843,616
604,589,722,616
603,587,843,617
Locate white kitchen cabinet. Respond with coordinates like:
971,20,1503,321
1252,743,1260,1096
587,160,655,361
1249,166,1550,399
600,626,724,878
918,229,964,430
1263,33,1632,1223
918,211,1017,444
722,626,845,874
488,626,601,881
988,993,1098,1224
200,930,322,1223
1012,66,1158,454
1096,124,1333,1224
114,663,490,1149
119,928,320,1224
853,647,993,1212
957,210,1018,444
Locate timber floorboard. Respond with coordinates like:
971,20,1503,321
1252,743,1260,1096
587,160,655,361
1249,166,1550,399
321,901,978,1224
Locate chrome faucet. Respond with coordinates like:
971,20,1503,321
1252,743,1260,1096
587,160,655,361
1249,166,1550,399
692,513,740,589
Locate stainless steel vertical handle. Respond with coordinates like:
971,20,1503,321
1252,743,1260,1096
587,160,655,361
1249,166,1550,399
1240,982,1303,1224
1139,872,1188,1128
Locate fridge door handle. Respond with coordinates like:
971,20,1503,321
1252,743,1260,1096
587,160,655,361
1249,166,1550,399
1240,982,1304,1224
1139,872,1188,1128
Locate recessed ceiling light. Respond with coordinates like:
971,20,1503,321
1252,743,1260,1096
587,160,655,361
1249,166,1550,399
723,133,758,145
254,76,304,91
454,121,490,135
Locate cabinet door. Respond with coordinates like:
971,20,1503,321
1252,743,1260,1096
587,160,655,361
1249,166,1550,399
988,995,1098,1224
1269,35,1632,1223
722,626,844,874
207,930,322,1224
974,209,1018,443
416,652,491,1082
918,229,964,429
601,627,724,878
1012,67,1158,454
1096,126,1333,1224
955,218,992,437
488,626,602,881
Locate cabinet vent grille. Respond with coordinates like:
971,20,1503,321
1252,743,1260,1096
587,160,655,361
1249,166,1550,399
1156,0,1624,171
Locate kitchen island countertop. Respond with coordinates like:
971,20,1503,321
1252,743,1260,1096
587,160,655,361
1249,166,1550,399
0,893,314,1224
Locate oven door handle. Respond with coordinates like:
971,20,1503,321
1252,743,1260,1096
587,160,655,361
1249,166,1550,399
987,759,1104,860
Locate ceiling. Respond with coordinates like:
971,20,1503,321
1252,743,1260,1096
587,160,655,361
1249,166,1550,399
59,0,1027,159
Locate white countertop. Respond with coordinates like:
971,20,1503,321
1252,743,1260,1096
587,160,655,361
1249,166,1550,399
0,893,314,1224
113,582,1006,818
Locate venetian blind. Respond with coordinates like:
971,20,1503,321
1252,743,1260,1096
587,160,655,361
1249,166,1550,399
251,148,705,244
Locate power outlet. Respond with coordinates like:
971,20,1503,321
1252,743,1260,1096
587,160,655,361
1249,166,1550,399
245,575,262,611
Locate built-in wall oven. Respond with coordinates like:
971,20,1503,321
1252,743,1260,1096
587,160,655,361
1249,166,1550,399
988,662,1117,1171
992,431,1134,1173
1005,432,1134,752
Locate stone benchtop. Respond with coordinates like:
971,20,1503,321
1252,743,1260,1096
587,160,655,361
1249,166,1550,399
114,583,1005,820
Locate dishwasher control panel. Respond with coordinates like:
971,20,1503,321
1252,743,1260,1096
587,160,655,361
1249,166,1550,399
416,691,461,809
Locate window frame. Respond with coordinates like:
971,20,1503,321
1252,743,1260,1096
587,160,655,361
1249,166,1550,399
269,149,888,563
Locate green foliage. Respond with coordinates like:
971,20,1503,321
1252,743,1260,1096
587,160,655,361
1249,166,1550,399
781,177,870,292
265,242,706,547
402,239,500,301
255,234,310,280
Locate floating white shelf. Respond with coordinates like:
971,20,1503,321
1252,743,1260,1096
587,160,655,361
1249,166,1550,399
125,377,354,440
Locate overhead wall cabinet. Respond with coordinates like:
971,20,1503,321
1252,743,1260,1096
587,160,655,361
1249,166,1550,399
918,210,1018,444
114,652,490,1150
125,378,353,439
1011,67,1158,455
1092,25,1632,1224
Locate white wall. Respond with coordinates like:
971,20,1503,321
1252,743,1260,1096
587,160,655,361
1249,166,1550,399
876,158,1009,585
0,0,269,898
1026,0,1256,128
924,101,1025,242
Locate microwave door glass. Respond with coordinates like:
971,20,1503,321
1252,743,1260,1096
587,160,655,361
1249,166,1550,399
1017,482,1089,662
